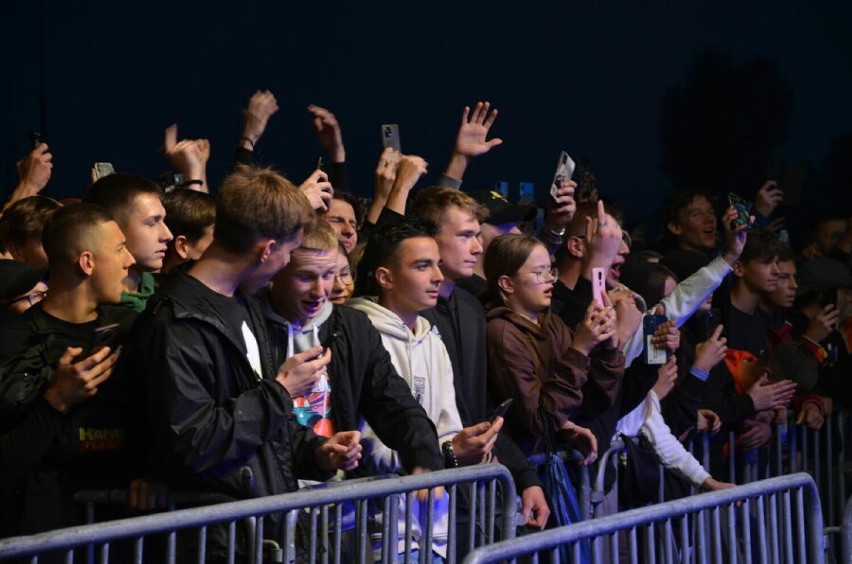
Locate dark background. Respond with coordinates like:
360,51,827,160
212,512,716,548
2,1,850,231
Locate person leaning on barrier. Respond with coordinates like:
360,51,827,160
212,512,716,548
131,166,361,518
0,204,137,536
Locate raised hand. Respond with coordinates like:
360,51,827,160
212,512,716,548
366,147,403,224
13,143,53,201
693,324,727,373
307,104,346,162
445,101,503,179
385,155,428,215
544,179,578,233
43,346,121,413
721,206,749,266
584,200,623,273
240,90,279,148
753,180,783,218
276,345,331,398
298,169,334,212
572,295,617,356
164,124,210,191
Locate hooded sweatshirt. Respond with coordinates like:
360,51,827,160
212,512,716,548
349,297,461,559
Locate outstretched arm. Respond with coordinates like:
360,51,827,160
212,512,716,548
10,143,52,203
164,125,210,193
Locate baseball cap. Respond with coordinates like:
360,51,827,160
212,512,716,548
468,190,536,226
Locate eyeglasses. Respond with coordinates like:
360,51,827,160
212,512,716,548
517,267,558,284
334,269,357,283
4,290,47,307
568,231,632,248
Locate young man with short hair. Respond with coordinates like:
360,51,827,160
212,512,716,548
409,186,551,531
83,173,174,310
160,188,216,274
133,167,361,549
351,218,496,560
0,204,136,535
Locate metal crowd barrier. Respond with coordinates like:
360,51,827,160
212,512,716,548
463,472,825,564
0,465,517,564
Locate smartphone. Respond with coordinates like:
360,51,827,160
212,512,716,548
158,171,184,193
575,158,596,202
518,181,535,203
643,314,668,365
591,267,606,307
490,398,514,423
380,124,401,152
89,323,120,357
550,151,576,200
727,192,751,231
29,131,44,150
316,156,325,172
94,162,116,180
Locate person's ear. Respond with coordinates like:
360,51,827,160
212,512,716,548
174,235,189,260
78,250,95,276
666,221,683,237
732,260,745,278
375,266,392,290
257,239,277,263
497,274,515,296
565,236,584,259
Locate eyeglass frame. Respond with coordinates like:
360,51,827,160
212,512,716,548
3,290,47,307
515,266,559,284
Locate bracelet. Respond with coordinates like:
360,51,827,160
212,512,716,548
442,441,459,468
240,136,256,149
180,179,203,188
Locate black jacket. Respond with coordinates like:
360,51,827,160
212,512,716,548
133,271,329,501
262,302,443,473
423,288,542,491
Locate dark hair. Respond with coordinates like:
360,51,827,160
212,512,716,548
483,234,547,305
619,261,678,307
739,227,783,264
162,189,216,243
761,342,818,394
214,165,315,254
83,173,163,226
776,243,796,263
331,190,365,228
0,196,62,252
355,218,437,297
663,190,716,227
42,204,115,265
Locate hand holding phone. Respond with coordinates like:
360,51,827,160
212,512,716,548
727,192,752,232
591,267,606,307
550,151,576,200
643,314,668,365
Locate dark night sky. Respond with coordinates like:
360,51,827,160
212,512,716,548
2,1,850,227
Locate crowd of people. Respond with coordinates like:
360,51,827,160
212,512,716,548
2,90,851,561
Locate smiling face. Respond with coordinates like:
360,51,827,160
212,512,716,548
271,246,337,323
325,198,358,253
378,237,443,324
503,243,554,322
329,250,354,306
669,195,717,252
121,193,173,272
433,206,483,281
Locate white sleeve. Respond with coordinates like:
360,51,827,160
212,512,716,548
657,257,732,328
640,391,710,487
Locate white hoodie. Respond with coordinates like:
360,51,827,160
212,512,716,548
348,297,462,559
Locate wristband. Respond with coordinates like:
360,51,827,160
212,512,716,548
180,179,204,188
442,441,459,468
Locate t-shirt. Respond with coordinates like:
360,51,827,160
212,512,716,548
194,283,263,379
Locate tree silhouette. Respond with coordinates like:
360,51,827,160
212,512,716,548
659,50,794,197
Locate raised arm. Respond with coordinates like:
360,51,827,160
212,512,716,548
163,125,211,193
443,101,503,183
10,143,53,203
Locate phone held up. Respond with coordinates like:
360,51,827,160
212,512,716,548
643,314,668,365
380,124,401,153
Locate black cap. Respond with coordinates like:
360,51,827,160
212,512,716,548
0,259,46,301
468,190,536,226
796,257,851,296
